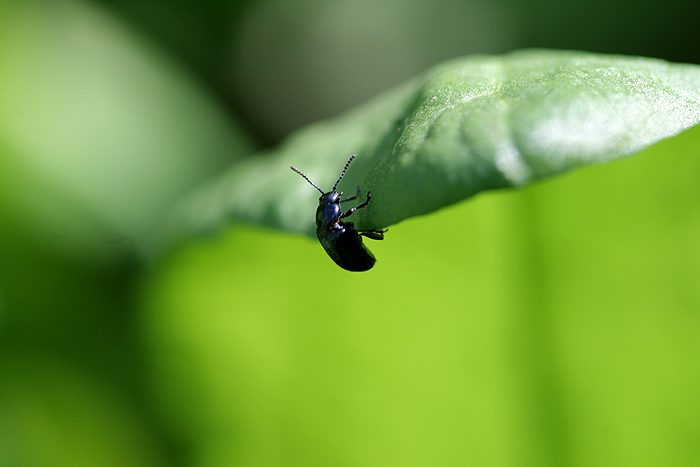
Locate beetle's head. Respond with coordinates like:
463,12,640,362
319,191,340,205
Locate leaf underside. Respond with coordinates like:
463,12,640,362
171,49,700,240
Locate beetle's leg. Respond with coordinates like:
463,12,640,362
339,186,361,203
357,228,386,240
341,191,372,218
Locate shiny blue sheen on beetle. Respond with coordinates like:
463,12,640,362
291,155,386,271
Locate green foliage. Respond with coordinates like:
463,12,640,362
0,0,253,255
2,1,700,466
142,124,700,467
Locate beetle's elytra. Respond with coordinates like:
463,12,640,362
290,155,386,271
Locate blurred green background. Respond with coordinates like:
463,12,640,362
1,0,699,466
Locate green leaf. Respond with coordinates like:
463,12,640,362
172,49,700,239
0,0,254,258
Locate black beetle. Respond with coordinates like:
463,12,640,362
291,155,386,271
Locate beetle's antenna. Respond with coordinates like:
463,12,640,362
290,166,324,194
332,154,357,192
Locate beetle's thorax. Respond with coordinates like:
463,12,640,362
316,191,342,229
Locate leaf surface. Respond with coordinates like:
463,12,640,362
174,50,700,238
